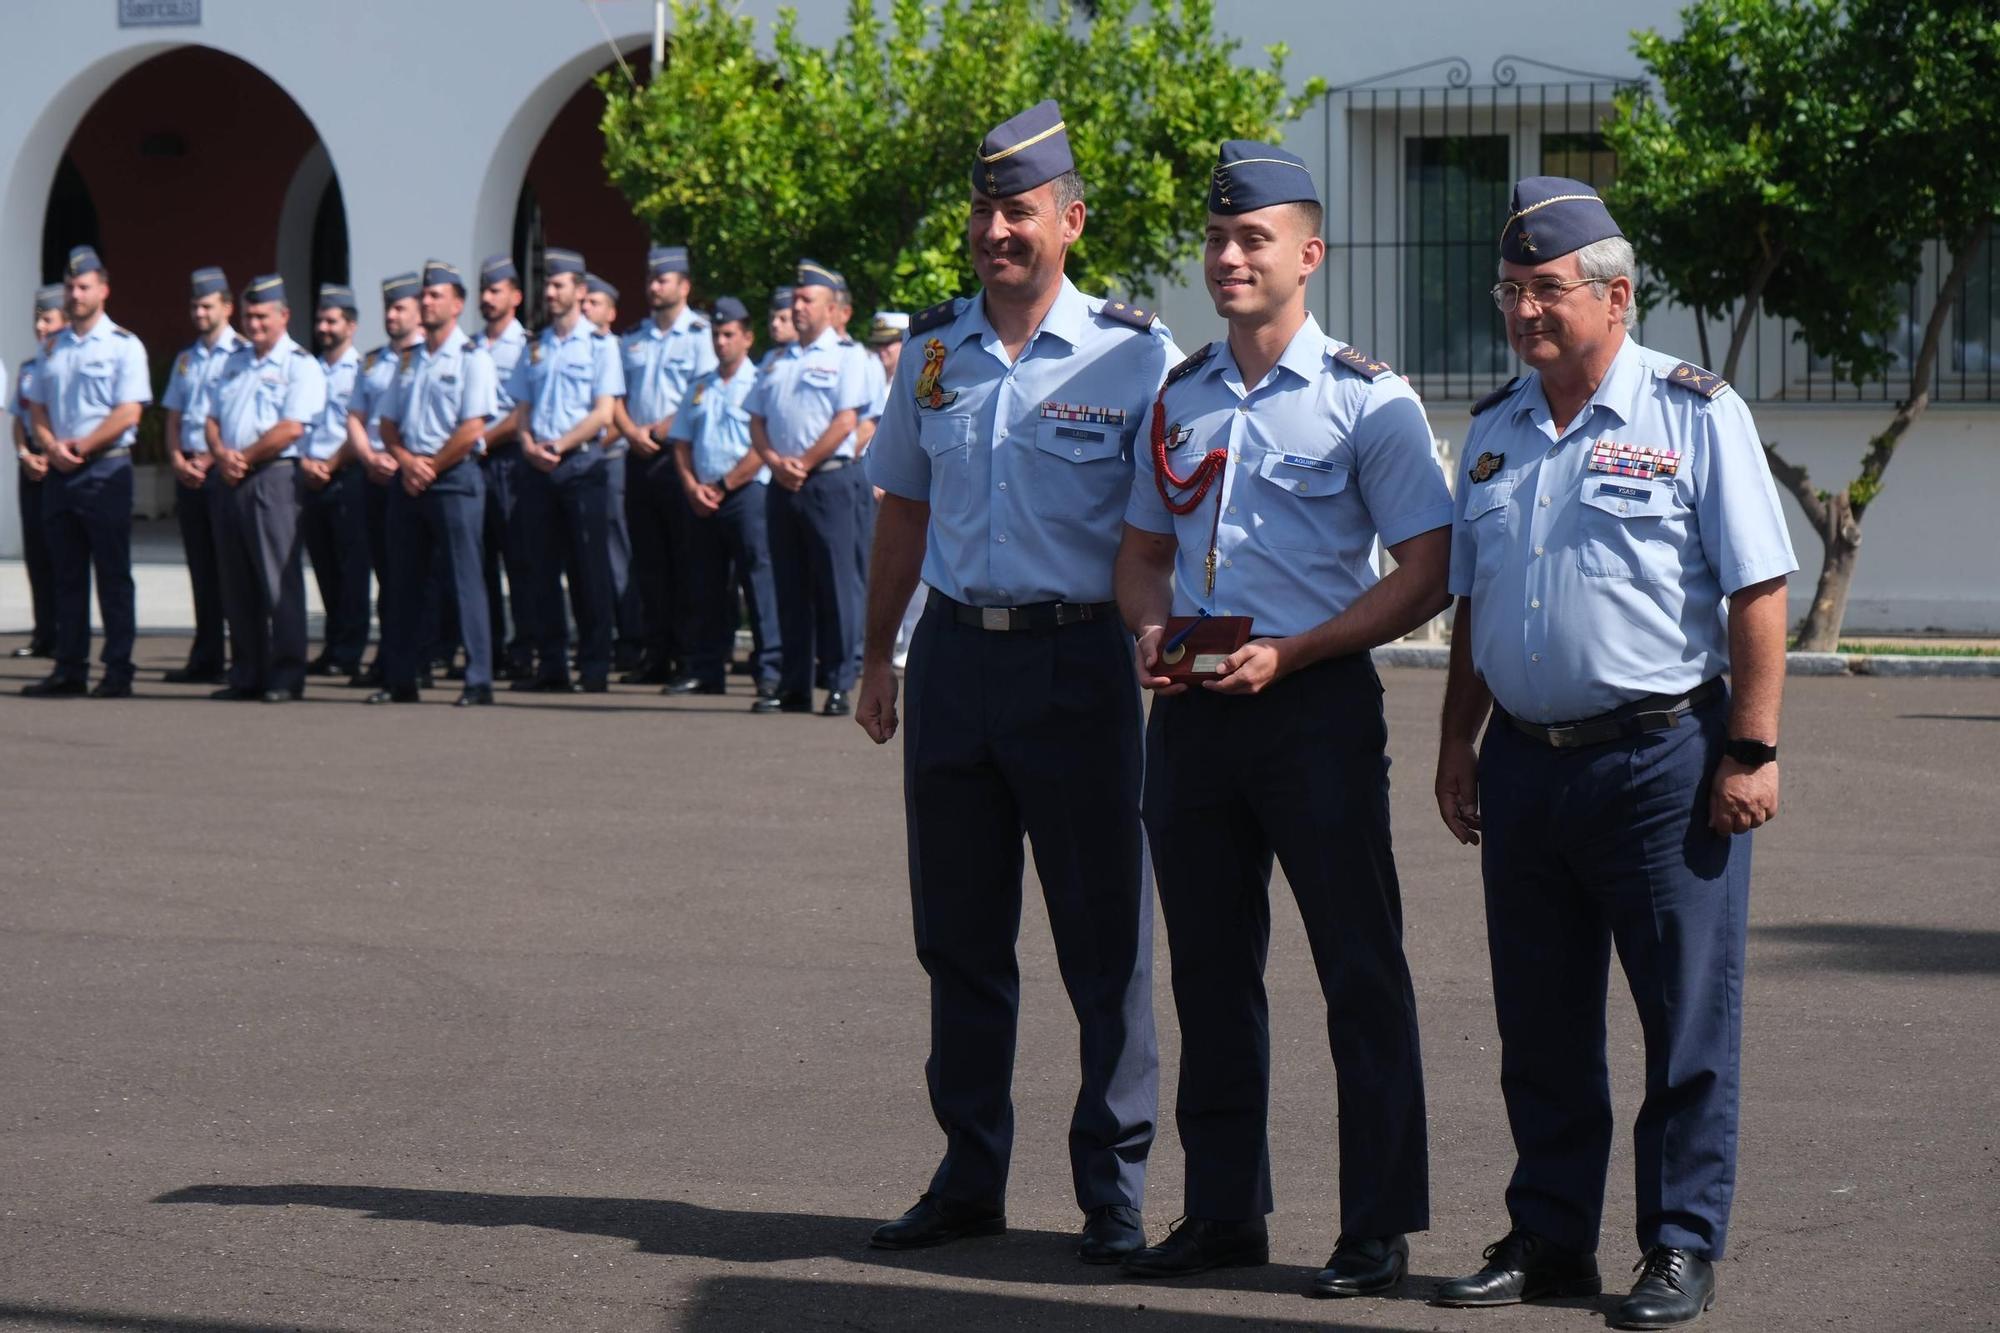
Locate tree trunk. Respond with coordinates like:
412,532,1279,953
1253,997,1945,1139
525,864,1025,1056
1792,491,1861,651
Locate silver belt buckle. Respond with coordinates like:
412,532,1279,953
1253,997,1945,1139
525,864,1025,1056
980,607,1011,631
1546,725,1578,749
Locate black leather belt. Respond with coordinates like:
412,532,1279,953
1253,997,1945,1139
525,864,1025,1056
811,456,854,473
929,589,1116,633
1499,676,1724,749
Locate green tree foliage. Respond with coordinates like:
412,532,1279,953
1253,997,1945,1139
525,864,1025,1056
1603,0,1999,648
599,0,1324,321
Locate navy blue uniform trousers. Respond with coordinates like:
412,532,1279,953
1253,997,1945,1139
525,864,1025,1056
515,449,613,685
42,453,135,686
172,468,227,673
383,461,490,692
299,464,370,670
766,464,862,697
628,447,694,673
480,445,530,675
901,602,1157,1211
213,460,307,695
16,464,54,650
364,473,391,657
1479,688,1748,1259
683,480,780,689
1144,654,1429,1233
604,450,643,659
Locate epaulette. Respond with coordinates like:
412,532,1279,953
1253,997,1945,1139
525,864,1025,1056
1665,361,1728,400
909,298,960,336
1098,299,1157,331
1470,377,1521,417
1162,342,1213,390
1331,344,1394,380
397,346,414,369
363,347,382,372
110,324,134,339
689,317,708,332
590,328,610,339
622,321,644,337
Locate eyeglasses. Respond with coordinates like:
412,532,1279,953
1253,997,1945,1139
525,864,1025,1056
1490,276,1600,312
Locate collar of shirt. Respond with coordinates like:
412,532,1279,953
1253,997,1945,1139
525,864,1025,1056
1518,333,1646,438
543,320,595,352
786,326,845,360
60,319,120,352
412,326,470,367
953,275,1090,360
320,345,360,375
1203,312,1328,397
197,328,243,361
249,334,302,369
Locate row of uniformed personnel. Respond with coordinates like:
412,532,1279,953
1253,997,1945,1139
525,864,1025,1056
8,245,912,708
847,100,1793,1333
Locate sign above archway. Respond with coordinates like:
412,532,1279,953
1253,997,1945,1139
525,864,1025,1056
118,0,200,28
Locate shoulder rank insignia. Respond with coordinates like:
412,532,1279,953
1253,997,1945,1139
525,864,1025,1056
913,337,959,410
530,341,544,364
690,317,708,332
110,325,134,339
363,347,382,372
1468,451,1505,483
691,381,706,406
1099,299,1156,331
1163,342,1213,390
1332,345,1394,380
910,298,960,336
1666,361,1728,399
176,353,191,378
1470,376,1520,417
397,347,414,370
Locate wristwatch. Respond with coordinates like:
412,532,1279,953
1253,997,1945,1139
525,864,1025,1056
1724,738,1778,766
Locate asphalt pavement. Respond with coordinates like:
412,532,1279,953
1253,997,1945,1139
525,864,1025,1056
1,635,1995,1332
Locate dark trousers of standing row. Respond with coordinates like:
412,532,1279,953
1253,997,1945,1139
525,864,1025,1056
173,470,227,673
480,446,530,675
902,603,1157,1211
603,451,643,660
42,454,135,685
364,476,390,657
366,469,448,670
213,460,307,696
298,465,371,671
384,461,491,691
627,448,694,673
1144,654,1429,1234
1479,689,1747,1260
846,478,875,687
682,481,780,689
765,465,863,698
515,449,613,685
16,466,53,649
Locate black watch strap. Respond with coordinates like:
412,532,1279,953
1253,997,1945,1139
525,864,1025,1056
1724,738,1778,766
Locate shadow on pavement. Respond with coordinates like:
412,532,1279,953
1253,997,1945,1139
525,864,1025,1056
682,1273,1396,1330
1751,922,2000,975
1899,713,2000,723
152,1184,1346,1298
0,1303,354,1333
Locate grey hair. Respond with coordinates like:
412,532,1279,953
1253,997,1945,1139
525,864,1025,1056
1051,169,1086,210
1575,236,1638,329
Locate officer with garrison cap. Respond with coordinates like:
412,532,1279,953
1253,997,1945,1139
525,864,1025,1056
859,100,1177,1264
472,254,531,679
746,260,872,715
761,287,797,371
205,275,327,703
1431,177,1796,1330
23,246,150,699
1116,142,1449,1295
347,272,426,687
10,286,71,663
369,261,498,707
300,283,369,679
159,266,242,684
497,246,625,692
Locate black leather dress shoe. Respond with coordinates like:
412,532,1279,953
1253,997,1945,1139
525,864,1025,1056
620,667,668,685
578,677,608,693
163,666,226,685
510,676,570,693
90,679,134,699
209,686,262,701
350,663,383,688
1122,1217,1269,1278
304,658,341,677
1612,1247,1713,1329
1078,1204,1145,1264
1312,1233,1408,1297
751,692,812,715
821,690,851,716
868,1195,1006,1250
662,677,726,696
261,687,304,703
9,643,40,658
20,676,87,697
365,687,421,705
454,685,494,707
1434,1226,1601,1307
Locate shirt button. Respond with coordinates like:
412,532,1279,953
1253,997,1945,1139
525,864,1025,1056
1531,599,1541,609
998,430,1008,441
997,533,1008,543
997,481,1007,491
1547,446,1558,459
1534,545,1545,557
1237,404,1249,414
1073,447,1083,456
1531,652,1541,663
1228,505,1238,514
1539,496,1551,507
1298,483,1309,493
1222,559,1232,568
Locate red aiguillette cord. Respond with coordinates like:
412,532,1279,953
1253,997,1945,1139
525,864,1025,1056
1151,396,1228,516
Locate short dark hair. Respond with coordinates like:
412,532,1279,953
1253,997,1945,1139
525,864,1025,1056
714,316,750,337
1290,200,1323,238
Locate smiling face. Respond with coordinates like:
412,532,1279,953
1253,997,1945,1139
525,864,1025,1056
242,300,287,356
968,180,1083,300
1203,203,1324,324
1501,253,1630,372
314,304,355,356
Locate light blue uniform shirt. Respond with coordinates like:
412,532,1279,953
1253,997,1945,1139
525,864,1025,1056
160,328,245,455
867,277,1180,606
623,306,718,427
208,335,327,456
744,326,871,459
27,317,152,450
507,320,625,444
305,345,360,461
1126,316,1453,638
668,361,765,486
350,344,409,451
10,354,38,434
1449,335,1797,723
471,319,529,415
381,328,498,455
861,353,890,422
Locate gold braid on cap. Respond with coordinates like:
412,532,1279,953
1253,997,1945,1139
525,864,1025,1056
979,118,1066,164
1501,193,1603,242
